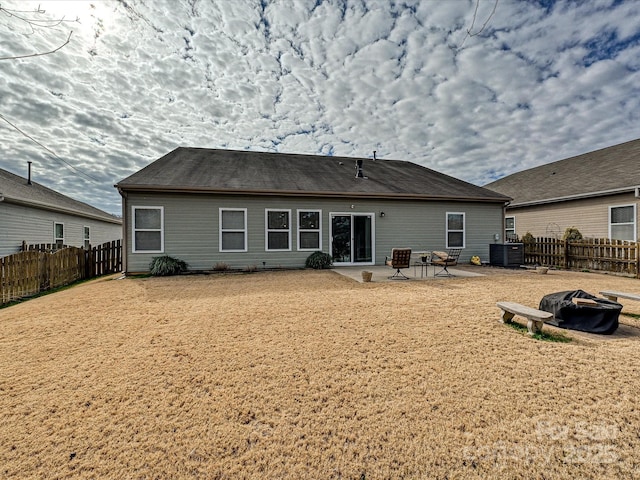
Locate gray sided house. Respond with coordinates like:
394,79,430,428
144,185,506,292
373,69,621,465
0,167,122,257
485,138,640,241
116,148,511,274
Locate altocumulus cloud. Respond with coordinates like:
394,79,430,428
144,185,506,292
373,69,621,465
0,0,639,214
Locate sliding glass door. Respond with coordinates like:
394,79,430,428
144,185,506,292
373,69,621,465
330,213,374,265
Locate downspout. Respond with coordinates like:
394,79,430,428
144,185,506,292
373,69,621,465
502,201,511,243
118,187,128,275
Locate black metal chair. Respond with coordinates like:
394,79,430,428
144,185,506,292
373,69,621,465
385,248,412,279
431,249,462,277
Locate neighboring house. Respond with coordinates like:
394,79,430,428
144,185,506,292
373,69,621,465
115,147,510,274
485,138,640,242
0,166,122,257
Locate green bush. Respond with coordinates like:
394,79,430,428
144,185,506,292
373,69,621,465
149,255,188,276
562,226,583,242
521,231,535,243
305,251,333,269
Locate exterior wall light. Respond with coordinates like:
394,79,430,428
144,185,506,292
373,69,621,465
380,211,385,217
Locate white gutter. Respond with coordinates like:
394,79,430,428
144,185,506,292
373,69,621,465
509,185,640,208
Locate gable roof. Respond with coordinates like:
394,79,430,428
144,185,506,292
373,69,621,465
485,138,640,207
0,167,121,224
116,147,510,203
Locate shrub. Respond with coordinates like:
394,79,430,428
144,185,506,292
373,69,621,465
562,226,583,242
149,255,188,276
521,231,535,243
244,264,258,273
305,251,333,269
213,262,230,271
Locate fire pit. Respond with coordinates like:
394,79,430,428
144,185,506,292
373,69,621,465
539,290,622,334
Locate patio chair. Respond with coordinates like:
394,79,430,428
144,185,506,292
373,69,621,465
385,248,412,279
431,249,462,277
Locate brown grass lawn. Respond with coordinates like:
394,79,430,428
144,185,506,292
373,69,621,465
2,268,640,479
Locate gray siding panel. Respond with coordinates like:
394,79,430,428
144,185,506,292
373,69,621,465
0,202,122,257
124,192,504,273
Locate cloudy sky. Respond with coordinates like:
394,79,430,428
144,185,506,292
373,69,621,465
1,0,639,215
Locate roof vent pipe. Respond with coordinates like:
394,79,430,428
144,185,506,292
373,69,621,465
27,161,32,185
373,150,376,161
355,159,365,178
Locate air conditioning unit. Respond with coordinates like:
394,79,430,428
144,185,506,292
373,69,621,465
489,243,524,267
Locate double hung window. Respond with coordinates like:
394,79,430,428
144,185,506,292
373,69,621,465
54,222,64,248
133,206,164,253
266,209,291,251
446,212,465,248
297,210,321,250
84,226,90,249
505,216,516,241
609,205,636,241
220,208,247,252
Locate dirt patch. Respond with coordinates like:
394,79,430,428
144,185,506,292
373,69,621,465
1,269,640,478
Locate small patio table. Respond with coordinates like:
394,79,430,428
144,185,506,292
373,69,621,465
414,251,432,278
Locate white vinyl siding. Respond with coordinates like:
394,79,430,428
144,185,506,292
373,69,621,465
219,208,247,252
297,209,321,251
609,204,636,241
132,206,164,253
446,212,465,248
266,209,291,251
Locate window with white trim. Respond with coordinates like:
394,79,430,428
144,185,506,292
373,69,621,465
84,226,90,250
609,204,636,241
505,216,516,241
266,209,291,251
132,206,164,253
54,222,64,247
446,212,465,248
220,208,247,252
297,209,321,251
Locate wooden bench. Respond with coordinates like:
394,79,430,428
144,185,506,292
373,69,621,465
599,291,640,303
497,301,553,336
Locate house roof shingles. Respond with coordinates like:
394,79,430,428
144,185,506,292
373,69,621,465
0,167,121,223
485,138,640,206
116,147,510,203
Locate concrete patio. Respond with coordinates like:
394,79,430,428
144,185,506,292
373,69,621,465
333,263,487,283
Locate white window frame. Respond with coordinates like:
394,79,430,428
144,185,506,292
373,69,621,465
505,216,516,241
54,222,64,247
83,226,91,250
219,208,248,252
265,208,292,252
609,204,637,241
132,206,164,253
446,212,465,249
297,209,322,251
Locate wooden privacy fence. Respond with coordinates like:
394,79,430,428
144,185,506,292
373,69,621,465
516,237,639,277
1,240,122,305
86,240,122,277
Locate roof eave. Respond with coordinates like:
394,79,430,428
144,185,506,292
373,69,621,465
508,185,640,208
115,184,511,203
3,196,122,224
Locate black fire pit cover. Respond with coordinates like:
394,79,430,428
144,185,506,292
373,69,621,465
539,290,622,335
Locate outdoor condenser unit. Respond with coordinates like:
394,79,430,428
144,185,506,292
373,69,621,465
489,243,524,267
